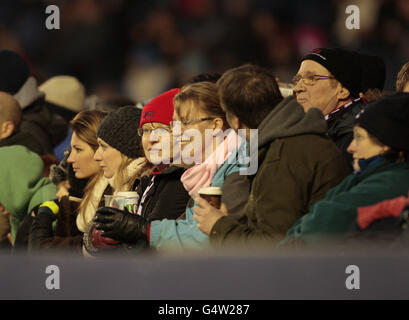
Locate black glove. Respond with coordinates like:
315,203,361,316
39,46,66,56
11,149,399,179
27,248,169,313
94,207,149,244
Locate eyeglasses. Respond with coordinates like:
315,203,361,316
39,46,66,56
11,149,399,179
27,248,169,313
137,126,171,137
292,74,335,86
169,117,215,130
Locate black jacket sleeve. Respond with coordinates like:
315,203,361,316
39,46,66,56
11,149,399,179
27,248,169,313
28,197,83,252
29,206,57,251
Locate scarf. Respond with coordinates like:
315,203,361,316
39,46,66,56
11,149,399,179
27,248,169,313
181,130,244,199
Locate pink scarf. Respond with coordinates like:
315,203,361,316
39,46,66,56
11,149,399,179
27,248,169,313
181,129,244,198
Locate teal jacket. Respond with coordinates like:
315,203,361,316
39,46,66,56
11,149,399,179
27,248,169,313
284,160,409,244
149,142,249,251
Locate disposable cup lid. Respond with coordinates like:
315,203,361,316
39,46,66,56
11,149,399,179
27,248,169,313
116,192,139,198
104,195,125,199
198,187,222,196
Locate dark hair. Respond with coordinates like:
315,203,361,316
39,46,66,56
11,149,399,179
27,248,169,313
216,64,283,128
364,131,409,163
382,149,409,162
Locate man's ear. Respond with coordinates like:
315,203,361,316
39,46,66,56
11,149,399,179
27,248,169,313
0,121,15,140
337,84,351,100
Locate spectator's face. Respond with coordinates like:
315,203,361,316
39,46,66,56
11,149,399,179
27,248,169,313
293,60,341,115
347,126,389,170
141,122,173,165
67,132,100,179
94,138,123,179
173,101,223,165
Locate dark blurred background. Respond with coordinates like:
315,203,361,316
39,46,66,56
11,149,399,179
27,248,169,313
1,0,408,102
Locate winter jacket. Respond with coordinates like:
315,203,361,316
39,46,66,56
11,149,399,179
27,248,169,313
14,77,69,155
343,194,409,249
327,98,366,165
210,96,351,248
0,130,43,155
0,146,57,245
284,160,409,245
149,143,250,252
136,166,190,222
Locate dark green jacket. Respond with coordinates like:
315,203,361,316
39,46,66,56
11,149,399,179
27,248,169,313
284,160,409,245
210,96,351,247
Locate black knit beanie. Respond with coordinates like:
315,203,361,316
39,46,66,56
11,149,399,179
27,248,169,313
355,92,409,152
97,106,143,158
359,53,386,92
302,48,362,98
0,49,29,94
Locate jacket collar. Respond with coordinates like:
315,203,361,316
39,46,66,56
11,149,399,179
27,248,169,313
257,96,327,150
355,155,385,174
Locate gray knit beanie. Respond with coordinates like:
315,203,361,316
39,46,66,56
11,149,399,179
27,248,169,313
97,106,143,158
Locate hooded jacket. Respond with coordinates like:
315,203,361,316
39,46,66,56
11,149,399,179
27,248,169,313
0,146,57,245
210,96,351,247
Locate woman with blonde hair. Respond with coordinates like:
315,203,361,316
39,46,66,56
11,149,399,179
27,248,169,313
80,106,147,255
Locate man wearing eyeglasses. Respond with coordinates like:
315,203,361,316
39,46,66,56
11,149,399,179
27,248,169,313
293,48,385,164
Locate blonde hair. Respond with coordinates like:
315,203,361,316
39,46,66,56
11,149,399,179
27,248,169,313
396,61,409,92
113,153,137,192
77,171,105,231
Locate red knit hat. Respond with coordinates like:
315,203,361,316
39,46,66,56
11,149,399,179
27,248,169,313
139,88,181,128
